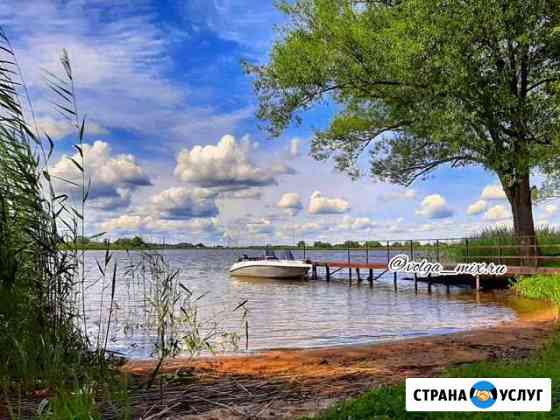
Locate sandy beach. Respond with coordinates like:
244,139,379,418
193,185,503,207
123,300,558,419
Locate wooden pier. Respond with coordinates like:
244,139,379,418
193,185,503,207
308,260,560,291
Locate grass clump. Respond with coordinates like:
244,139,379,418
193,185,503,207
447,225,560,266
513,274,560,305
312,331,560,419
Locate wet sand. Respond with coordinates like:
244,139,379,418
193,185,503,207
124,298,559,419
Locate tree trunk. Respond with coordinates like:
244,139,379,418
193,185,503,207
500,172,538,263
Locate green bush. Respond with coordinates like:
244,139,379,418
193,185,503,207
446,226,560,266
513,275,560,305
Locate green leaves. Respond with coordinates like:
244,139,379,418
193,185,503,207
248,0,560,236
250,0,560,180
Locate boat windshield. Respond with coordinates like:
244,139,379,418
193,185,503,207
277,250,295,260
264,248,277,260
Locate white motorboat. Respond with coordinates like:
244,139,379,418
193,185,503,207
229,249,312,279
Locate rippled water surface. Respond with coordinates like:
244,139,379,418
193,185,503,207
81,249,517,358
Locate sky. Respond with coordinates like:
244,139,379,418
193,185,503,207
1,0,558,245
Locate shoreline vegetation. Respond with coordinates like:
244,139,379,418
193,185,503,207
0,36,247,419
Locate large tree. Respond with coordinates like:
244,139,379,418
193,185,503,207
246,0,560,249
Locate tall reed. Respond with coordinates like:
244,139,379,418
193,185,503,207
0,30,89,389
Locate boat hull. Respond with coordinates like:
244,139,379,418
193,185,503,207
229,260,311,279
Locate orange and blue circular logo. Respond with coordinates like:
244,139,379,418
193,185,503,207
470,381,498,409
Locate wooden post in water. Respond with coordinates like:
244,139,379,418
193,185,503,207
498,239,502,265
303,243,306,260
326,265,330,282
366,242,369,264
414,273,418,293
386,240,390,264
356,268,362,283
427,274,432,294
312,264,317,280
368,268,373,286
393,271,397,291
348,246,352,282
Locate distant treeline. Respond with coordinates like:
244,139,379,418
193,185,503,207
72,232,560,251
65,236,214,250
68,237,433,251
296,240,425,249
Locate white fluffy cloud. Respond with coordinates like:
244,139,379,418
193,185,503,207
289,138,301,158
277,193,303,215
481,184,507,200
543,204,558,216
175,135,293,190
378,189,416,201
336,215,377,231
246,218,274,235
100,214,222,234
483,205,511,221
416,194,453,219
151,187,219,219
467,200,487,216
51,140,150,209
100,214,144,232
0,1,259,154
36,116,107,140
387,218,406,233
269,162,296,176
220,189,262,200
279,221,323,238
307,191,350,214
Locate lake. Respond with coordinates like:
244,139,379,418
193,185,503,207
80,249,518,359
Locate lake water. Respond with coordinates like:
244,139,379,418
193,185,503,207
81,249,518,359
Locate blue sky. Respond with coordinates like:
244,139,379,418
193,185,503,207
1,0,557,245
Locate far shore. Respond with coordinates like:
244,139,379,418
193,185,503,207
123,295,558,419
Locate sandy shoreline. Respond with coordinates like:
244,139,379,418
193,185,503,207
123,299,559,419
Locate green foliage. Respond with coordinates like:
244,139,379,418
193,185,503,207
447,226,560,265
312,331,560,419
513,274,560,304
36,383,101,420
249,0,560,182
247,0,560,236
0,33,88,391
114,236,147,249
313,241,334,248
